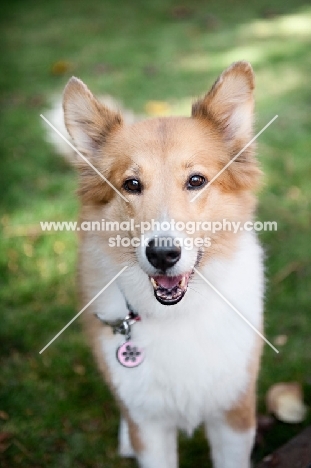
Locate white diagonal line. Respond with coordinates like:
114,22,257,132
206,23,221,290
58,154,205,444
40,114,129,203
191,115,278,202
39,266,128,354
194,267,279,353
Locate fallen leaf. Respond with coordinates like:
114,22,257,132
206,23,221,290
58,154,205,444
51,60,73,76
266,382,308,423
273,334,288,346
145,100,171,116
0,411,9,420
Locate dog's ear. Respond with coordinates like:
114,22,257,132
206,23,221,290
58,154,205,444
192,61,254,147
63,77,123,155
193,62,261,190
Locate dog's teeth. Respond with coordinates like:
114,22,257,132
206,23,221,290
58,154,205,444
150,278,158,288
179,276,186,289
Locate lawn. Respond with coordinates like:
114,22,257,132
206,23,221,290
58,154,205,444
1,0,311,466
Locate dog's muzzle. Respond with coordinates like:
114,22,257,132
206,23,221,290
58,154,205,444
146,236,191,305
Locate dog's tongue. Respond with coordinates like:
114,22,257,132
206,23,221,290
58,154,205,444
154,275,183,289
150,272,191,305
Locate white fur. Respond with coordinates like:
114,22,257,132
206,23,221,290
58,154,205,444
118,418,135,457
135,423,178,468
206,419,255,468
81,230,263,467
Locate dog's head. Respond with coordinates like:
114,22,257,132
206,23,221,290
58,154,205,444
63,61,260,306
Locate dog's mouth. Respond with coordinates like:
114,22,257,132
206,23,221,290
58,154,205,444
149,272,192,305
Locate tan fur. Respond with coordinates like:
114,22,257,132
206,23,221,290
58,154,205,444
77,228,145,452
62,62,261,272
225,383,256,432
79,275,145,452
82,313,145,453
69,114,261,268
127,416,145,454
225,337,263,431
118,400,145,454
80,303,114,387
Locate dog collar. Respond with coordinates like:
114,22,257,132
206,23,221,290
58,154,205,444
95,306,144,368
95,310,141,340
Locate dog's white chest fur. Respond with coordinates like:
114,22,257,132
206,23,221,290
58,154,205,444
90,232,264,433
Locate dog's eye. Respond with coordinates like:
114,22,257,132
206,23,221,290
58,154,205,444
187,174,206,190
123,178,142,194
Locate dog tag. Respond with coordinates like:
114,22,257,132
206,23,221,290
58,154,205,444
116,341,144,368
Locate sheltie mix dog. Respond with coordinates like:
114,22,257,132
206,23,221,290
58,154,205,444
58,61,264,467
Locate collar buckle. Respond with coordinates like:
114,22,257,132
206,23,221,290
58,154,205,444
95,311,140,341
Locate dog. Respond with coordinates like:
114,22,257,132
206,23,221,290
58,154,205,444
59,61,264,468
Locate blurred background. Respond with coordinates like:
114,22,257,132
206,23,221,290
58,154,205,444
1,0,311,466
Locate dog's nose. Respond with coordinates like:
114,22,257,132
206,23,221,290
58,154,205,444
146,237,181,271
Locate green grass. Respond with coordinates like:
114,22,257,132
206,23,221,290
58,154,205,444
1,0,311,466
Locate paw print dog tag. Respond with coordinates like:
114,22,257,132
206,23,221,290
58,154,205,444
116,341,144,368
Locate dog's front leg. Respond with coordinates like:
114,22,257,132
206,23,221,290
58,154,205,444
205,411,256,468
119,416,178,468
119,417,136,457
